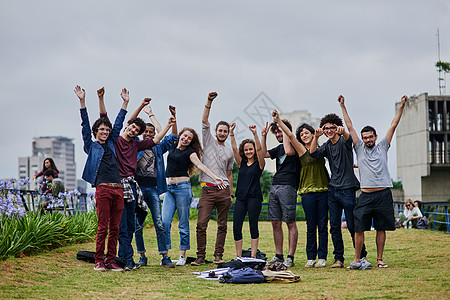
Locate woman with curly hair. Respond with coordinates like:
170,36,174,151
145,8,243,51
162,127,224,266
229,123,265,258
273,110,329,268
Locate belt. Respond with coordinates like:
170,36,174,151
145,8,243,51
201,182,216,188
97,183,123,188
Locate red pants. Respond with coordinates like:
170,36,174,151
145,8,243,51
94,185,124,264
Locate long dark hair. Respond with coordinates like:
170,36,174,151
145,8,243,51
295,123,315,146
238,139,256,162
178,127,202,176
42,158,59,173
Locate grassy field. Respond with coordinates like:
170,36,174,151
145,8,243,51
0,221,449,299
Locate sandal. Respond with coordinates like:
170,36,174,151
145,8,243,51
377,259,388,268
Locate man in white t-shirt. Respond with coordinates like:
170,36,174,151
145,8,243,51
339,94,408,270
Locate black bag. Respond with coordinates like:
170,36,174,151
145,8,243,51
416,216,429,229
241,248,267,260
219,267,265,284
76,251,126,268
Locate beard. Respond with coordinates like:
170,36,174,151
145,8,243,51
216,135,227,143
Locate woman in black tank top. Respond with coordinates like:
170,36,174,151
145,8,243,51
229,124,266,258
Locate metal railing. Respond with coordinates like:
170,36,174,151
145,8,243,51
393,201,449,233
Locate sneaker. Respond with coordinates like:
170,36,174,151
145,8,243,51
191,257,205,266
161,256,175,268
94,261,107,271
283,257,295,268
138,256,148,266
331,260,344,268
347,257,372,270
305,260,316,268
176,255,186,266
105,261,123,272
124,261,140,271
268,256,284,264
213,255,225,264
315,259,326,268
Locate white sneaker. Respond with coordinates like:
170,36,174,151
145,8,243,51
315,259,326,268
305,260,316,268
176,255,186,266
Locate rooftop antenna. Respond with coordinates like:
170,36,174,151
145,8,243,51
436,29,448,95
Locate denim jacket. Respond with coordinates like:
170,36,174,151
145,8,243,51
137,133,178,195
80,107,127,186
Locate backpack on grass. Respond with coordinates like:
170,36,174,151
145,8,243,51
76,251,126,268
219,267,265,284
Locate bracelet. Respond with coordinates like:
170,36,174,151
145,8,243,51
205,105,211,109
149,114,155,118
230,194,235,198
230,134,234,136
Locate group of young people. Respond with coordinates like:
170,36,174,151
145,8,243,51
74,85,408,272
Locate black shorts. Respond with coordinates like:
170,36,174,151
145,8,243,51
354,188,395,232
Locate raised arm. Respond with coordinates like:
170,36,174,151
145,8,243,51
338,95,358,145
129,98,151,122
169,105,178,135
74,85,86,109
97,87,106,114
229,123,241,166
260,122,271,158
202,92,218,125
309,128,323,154
282,129,296,156
249,125,266,170
140,102,162,133
272,110,307,157
120,88,130,111
386,95,408,144
153,116,176,144
336,126,350,141
189,153,225,189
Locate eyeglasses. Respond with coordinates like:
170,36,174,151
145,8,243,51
406,204,412,207
323,126,337,131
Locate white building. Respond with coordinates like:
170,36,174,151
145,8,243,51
18,136,76,191
396,93,450,202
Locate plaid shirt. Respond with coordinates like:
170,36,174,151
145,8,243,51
121,176,147,213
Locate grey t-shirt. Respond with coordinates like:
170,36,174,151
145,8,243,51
354,137,392,188
199,123,234,185
310,135,359,190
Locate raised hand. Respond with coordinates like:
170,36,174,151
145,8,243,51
272,110,280,121
74,85,85,101
121,88,130,103
249,125,257,134
337,95,345,106
261,122,269,137
208,92,218,101
315,128,324,137
336,126,345,135
168,116,176,127
169,105,176,116
97,87,105,98
230,122,236,134
401,95,408,106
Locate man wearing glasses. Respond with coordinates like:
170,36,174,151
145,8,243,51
310,110,367,269
339,95,408,269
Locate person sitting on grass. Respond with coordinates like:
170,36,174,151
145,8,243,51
399,199,423,228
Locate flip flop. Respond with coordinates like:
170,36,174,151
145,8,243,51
377,263,388,268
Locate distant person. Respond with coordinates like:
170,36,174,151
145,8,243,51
229,123,265,258
33,158,59,194
273,110,329,268
191,92,234,266
40,169,64,210
399,199,423,229
261,116,301,268
127,99,178,268
413,200,422,210
74,85,127,272
339,94,407,269
310,111,366,268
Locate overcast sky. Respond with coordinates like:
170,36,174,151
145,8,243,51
1,1,449,183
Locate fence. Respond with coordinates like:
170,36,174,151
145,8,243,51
7,189,92,215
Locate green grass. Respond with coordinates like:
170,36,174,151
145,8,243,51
0,221,449,299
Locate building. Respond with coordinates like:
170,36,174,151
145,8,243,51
18,136,76,191
396,93,450,202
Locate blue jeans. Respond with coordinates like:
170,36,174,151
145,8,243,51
162,181,192,251
301,192,328,260
135,186,167,255
328,187,367,262
118,184,137,264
